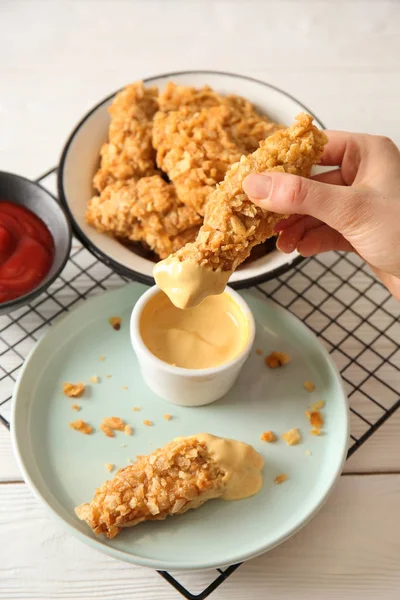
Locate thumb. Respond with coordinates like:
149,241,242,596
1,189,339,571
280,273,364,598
243,172,378,236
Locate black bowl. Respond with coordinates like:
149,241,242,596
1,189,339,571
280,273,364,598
0,171,72,315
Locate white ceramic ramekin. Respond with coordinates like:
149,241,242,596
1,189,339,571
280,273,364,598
130,286,255,407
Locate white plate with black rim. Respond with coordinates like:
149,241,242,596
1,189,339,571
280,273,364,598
58,70,325,287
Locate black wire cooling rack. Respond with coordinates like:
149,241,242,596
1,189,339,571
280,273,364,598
0,168,399,600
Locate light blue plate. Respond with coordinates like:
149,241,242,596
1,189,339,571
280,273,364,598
12,283,349,570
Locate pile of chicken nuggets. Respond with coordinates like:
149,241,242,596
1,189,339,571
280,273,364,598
85,81,282,260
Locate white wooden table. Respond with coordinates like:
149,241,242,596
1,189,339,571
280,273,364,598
1,1,399,598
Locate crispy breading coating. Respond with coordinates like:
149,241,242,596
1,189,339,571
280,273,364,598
168,114,327,271
93,82,159,192
158,82,232,113
158,82,277,122
143,225,200,259
75,436,226,538
86,175,201,259
153,102,281,214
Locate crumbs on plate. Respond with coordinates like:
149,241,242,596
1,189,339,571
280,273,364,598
265,351,291,369
311,400,325,411
311,428,323,436
122,386,128,390
256,348,263,356
98,355,105,361
303,380,315,392
100,416,126,438
109,316,122,331
105,463,114,472
133,406,141,411
72,404,81,411
90,375,99,384
281,428,301,446
260,430,277,443
275,473,288,485
124,425,133,436
143,420,153,427
163,414,172,421
63,382,85,398
306,410,324,429
69,419,93,435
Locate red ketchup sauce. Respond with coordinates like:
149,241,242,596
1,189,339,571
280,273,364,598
0,202,54,303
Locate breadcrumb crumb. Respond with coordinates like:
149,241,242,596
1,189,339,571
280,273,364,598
100,416,126,438
311,400,325,411
63,382,85,398
69,419,93,435
311,428,323,436
260,430,277,443
72,404,81,411
122,386,128,390
281,428,301,446
265,351,291,369
98,355,105,361
90,375,99,384
305,449,312,456
124,425,132,436
256,348,263,356
275,473,288,484
133,406,141,412
105,463,114,472
143,419,153,426
163,414,172,421
106,417,125,430
306,410,324,429
109,316,122,331
105,374,112,379
303,380,315,392
100,423,114,438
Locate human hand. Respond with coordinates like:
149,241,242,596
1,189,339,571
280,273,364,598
243,131,400,299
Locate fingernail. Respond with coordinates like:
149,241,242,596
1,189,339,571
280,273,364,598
276,234,296,254
243,174,272,200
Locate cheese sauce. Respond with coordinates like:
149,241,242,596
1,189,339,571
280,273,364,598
139,290,249,369
190,433,264,500
153,257,232,310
